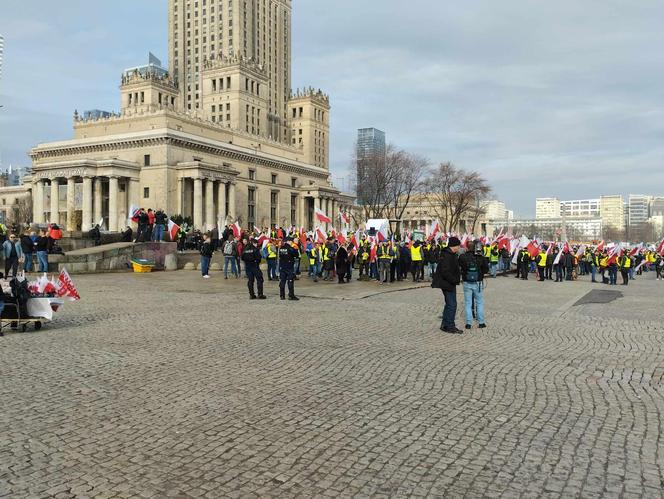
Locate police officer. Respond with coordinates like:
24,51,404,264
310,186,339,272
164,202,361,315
241,237,266,299
279,236,300,300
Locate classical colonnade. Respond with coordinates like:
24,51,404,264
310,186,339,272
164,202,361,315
32,175,139,232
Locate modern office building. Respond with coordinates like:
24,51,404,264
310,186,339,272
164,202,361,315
599,195,625,232
356,128,386,204
628,194,651,226
535,198,561,219
560,198,600,218
6,1,351,231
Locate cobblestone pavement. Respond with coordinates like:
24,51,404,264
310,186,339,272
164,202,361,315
1,268,664,498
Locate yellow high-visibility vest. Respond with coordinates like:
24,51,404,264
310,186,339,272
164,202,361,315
411,245,423,262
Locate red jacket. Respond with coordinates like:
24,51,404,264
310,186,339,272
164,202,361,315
148,212,156,225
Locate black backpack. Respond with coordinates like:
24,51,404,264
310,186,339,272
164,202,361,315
465,256,480,283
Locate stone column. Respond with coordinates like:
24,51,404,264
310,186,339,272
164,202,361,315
108,176,119,232
66,177,76,231
193,177,203,229
298,195,306,229
93,178,103,226
331,199,336,229
127,178,140,217
218,181,227,225
50,179,60,225
177,178,184,217
205,179,215,230
33,180,44,224
228,182,236,220
81,176,93,231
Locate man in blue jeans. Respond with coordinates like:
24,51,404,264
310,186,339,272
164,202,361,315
432,236,462,334
458,240,490,330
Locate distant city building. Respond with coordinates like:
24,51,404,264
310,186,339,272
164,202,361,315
511,217,602,240
356,128,386,204
561,198,600,218
82,110,113,121
483,199,511,221
628,194,651,226
535,197,561,219
600,194,625,232
650,196,664,217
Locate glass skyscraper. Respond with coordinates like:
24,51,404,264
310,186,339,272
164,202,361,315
356,128,386,203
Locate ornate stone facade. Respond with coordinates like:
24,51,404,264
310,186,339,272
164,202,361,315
10,1,352,232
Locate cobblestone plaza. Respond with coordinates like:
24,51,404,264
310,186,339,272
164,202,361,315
1,271,663,498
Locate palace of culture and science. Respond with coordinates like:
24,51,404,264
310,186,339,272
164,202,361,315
20,0,353,232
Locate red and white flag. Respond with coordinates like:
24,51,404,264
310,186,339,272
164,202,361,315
315,226,327,243
167,219,180,241
575,244,586,258
56,268,81,301
315,208,332,224
337,230,347,245
526,240,540,259
231,221,242,238
596,240,605,252
339,210,350,225
429,219,441,239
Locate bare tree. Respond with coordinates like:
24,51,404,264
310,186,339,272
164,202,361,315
422,162,491,233
385,150,427,223
9,198,33,226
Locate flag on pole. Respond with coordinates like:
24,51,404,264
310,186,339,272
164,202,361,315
315,226,326,243
314,208,332,224
98,218,105,230
129,205,140,224
231,221,242,238
339,210,350,225
575,244,586,258
429,219,441,239
56,268,81,301
526,240,540,259
167,219,180,241
596,240,605,252
553,243,565,265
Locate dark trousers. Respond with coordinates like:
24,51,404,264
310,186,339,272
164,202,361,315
620,269,629,285
5,257,19,278
279,268,295,298
538,266,546,281
411,261,423,281
546,264,552,280
566,267,573,281
555,265,563,282
246,265,264,297
441,290,457,329
521,262,529,279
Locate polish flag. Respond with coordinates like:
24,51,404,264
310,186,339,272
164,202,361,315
56,268,81,301
300,226,307,242
596,240,605,252
315,208,332,224
168,219,180,241
256,233,269,246
337,230,347,245
526,240,540,259
339,211,350,225
575,244,586,258
377,225,389,242
656,238,664,256
130,205,140,223
553,243,565,265
253,225,262,235
315,226,327,243
628,244,642,257
231,221,242,238
429,219,441,239
351,229,362,249
545,243,553,256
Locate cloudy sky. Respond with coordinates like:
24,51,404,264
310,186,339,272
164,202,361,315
1,0,663,216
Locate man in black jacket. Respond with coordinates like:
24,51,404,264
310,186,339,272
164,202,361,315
432,236,462,334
